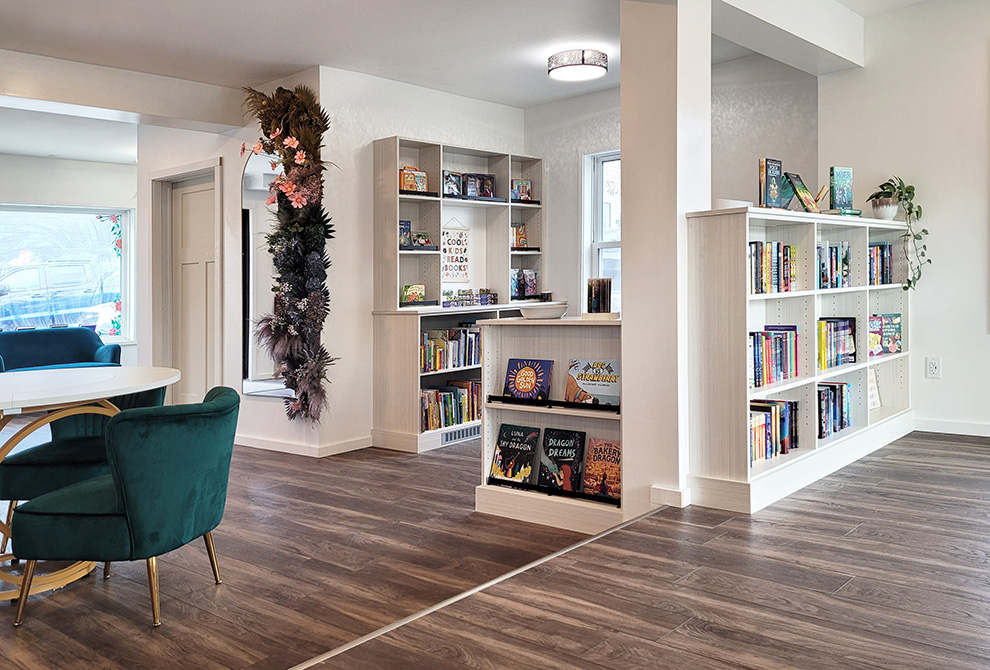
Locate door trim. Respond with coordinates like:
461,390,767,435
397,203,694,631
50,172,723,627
150,157,223,389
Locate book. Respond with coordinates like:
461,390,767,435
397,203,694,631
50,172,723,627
511,221,527,247
881,313,902,354
829,167,853,210
868,314,883,356
511,179,532,200
867,368,881,410
783,172,819,213
759,158,783,208
443,170,462,196
401,284,426,304
489,423,540,483
780,174,795,208
399,219,412,247
821,209,862,216
522,269,538,297
537,427,586,492
565,358,620,405
510,268,521,299
582,438,621,501
503,358,553,400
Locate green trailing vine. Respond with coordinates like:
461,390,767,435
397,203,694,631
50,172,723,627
868,176,929,290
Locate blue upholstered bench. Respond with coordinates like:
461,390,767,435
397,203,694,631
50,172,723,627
0,327,120,372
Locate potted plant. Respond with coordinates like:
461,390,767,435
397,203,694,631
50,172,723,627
867,176,929,290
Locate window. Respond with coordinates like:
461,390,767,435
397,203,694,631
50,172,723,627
0,207,130,338
585,151,621,311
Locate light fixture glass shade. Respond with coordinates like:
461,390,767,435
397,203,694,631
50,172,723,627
548,49,608,82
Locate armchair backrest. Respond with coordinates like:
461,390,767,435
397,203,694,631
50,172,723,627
0,327,120,371
104,386,240,560
50,387,167,440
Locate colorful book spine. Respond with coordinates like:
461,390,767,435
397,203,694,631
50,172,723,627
748,325,799,388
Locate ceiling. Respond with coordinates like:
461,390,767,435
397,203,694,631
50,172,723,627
0,0,931,164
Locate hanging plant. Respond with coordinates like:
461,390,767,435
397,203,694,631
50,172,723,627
867,176,929,291
243,85,336,421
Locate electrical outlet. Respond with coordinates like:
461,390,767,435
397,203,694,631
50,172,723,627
926,356,942,379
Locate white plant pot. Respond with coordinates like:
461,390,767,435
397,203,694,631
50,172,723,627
871,198,899,220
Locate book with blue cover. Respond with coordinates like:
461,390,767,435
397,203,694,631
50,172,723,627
503,358,554,400
829,167,853,210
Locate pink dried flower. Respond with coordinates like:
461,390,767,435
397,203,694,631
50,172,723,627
278,180,296,195
283,136,300,149
294,150,307,165
270,160,278,171
265,194,277,206
252,141,263,155
270,127,282,139
239,142,246,157
289,192,307,208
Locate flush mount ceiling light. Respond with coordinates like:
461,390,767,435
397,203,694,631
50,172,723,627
547,49,608,82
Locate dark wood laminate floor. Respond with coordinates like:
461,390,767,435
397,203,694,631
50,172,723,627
318,432,990,670
0,430,583,670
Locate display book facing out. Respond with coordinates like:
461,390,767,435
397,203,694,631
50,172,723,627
372,136,545,312
476,318,624,535
687,206,914,514
372,137,546,454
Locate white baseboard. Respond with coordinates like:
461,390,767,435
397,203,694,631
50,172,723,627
650,485,691,508
235,433,372,458
913,419,990,438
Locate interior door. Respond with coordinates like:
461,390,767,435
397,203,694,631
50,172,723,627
170,174,217,404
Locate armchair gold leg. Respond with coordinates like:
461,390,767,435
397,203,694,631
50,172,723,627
203,532,221,584
13,559,36,626
103,562,111,580
146,557,161,627
2,500,16,554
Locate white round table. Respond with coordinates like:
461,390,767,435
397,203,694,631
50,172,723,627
0,366,181,601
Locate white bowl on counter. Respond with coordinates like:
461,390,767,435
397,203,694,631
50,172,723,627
518,302,568,319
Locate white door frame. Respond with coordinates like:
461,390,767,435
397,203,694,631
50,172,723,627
150,157,224,387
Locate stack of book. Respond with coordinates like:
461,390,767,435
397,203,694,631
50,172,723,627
420,327,481,373
868,242,893,285
817,240,851,289
749,399,799,463
748,241,798,294
817,317,856,369
748,325,799,388
420,380,482,431
818,381,851,438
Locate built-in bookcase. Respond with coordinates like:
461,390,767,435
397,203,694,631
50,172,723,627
372,136,554,452
687,207,914,513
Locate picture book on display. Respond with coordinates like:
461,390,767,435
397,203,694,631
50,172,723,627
868,314,883,357
503,358,553,400
881,313,902,354
759,158,782,208
489,424,540,484
783,172,819,213
537,427,586,492
565,359,620,405
582,438,621,501
829,167,853,210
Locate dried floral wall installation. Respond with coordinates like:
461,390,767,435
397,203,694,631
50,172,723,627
243,85,336,421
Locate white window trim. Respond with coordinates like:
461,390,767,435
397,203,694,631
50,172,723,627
0,203,135,343
582,150,620,302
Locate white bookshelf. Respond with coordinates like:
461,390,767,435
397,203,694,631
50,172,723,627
687,207,914,513
475,317,624,534
372,136,551,452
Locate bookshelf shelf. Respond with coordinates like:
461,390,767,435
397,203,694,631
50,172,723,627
373,136,548,453
476,318,624,534
688,207,914,513
484,401,621,422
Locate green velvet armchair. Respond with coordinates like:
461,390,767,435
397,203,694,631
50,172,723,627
10,386,240,627
0,387,166,557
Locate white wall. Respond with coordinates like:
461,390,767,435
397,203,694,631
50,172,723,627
524,88,620,315
818,0,990,435
712,54,818,205
0,154,136,209
317,66,525,453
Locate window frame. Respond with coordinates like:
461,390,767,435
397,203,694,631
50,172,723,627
0,204,134,342
582,149,621,308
